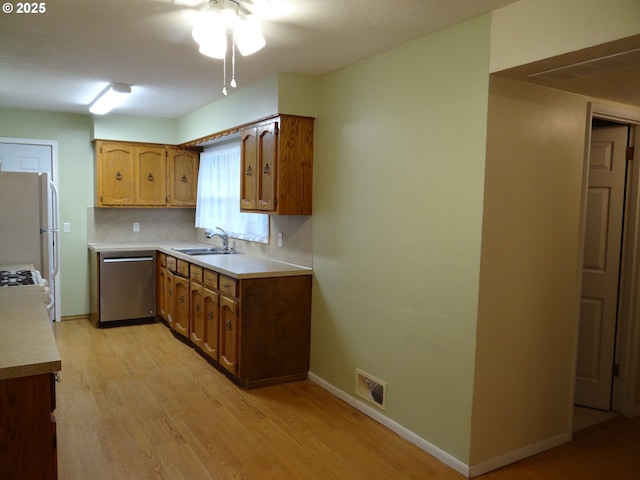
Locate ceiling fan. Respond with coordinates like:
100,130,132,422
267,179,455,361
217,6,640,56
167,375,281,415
163,0,282,95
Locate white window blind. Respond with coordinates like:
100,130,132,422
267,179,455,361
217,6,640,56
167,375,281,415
195,143,269,243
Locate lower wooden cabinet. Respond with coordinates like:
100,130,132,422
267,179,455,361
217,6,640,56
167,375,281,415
190,282,205,348
156,253,312,388
157,254,168,321
0,373,58,480
189,264,205,348
219,293,239,375
202,287,220,361
172,274,190,338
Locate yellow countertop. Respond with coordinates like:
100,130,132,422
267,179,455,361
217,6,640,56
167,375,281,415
88,241,312,279
0,286,61,380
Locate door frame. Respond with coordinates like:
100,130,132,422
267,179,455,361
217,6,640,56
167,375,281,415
581,103,640,417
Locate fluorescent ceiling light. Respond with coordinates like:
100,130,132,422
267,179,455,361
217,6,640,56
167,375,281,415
89,83,131,115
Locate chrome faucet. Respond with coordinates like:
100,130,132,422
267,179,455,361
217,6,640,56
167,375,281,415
206,227,229,251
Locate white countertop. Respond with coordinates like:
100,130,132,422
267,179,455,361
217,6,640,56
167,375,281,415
88,241,312,279
0,263,37,271
0,286,61,380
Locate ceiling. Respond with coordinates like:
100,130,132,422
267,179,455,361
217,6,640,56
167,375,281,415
1,1,638,120
0,0,521,118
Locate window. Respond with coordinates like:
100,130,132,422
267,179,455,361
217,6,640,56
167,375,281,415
195,142,269,243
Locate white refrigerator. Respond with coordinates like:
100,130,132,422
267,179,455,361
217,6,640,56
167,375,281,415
0,171,59,320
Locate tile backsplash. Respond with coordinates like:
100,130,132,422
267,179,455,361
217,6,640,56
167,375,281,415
88,208,312,268
88,208,197,243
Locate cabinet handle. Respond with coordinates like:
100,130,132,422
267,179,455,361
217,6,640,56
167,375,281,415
181,174,188,182
225,319,232,331
246,165,252,176
207,311,213,320
179,295,184,303
147,173,154,181
263,163,270,175
116,171,122,180
195,303,200,312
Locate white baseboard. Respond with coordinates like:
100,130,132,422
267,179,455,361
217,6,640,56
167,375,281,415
307,371,471,478
468,432,571,477
308,371,574,479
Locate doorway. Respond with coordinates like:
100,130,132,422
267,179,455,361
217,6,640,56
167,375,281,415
574,104,640,428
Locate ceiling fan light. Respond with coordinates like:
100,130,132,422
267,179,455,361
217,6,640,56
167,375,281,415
192,11,226,46
210,0,239,17
89,83,131,115
198,40,227,59
234,18,265,56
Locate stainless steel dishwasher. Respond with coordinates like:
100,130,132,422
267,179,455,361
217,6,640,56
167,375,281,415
99,250,156,326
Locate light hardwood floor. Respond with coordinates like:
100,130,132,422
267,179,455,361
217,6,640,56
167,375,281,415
53,319,640,479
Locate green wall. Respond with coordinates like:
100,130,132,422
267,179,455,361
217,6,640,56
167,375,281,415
310,15,491,462
0,108,94,316
176,74,279,143
92,114,177,144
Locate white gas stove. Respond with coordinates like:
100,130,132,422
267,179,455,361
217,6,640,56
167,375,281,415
0,265,52,310
0,269,43,287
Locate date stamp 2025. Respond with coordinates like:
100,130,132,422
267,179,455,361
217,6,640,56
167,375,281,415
3,2,47,14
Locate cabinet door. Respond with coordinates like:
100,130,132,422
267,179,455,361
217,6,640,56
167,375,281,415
165,270,174,328
256,122,278,211
135,146,166,206
157,265,167,321
190,282,204,348
98,142,135,206
168,148,199,206
219,295,239,375
240,127,257,210
173,276,190,338
202,287,220,361
0,374,58,480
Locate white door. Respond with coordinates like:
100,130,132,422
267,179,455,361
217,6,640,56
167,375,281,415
0,143,53,173
575,125,628,410
0,140,60,322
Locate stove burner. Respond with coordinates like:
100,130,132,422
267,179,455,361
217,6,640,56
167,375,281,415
0,270,36,286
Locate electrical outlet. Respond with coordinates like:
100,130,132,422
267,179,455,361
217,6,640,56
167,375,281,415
277,232,283,247
133,222,140,233
63,222,71,233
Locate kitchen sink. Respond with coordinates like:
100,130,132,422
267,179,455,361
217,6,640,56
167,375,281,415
172,247,237,256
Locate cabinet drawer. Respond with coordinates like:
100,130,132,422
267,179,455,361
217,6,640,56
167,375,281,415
158,252,166,267
177,259,189,277
190,265,203,283
166,256,176,272
219,275,237,297
203,270,218,290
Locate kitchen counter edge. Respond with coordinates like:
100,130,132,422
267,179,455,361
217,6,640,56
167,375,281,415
0,287,61,381
88,242,312,279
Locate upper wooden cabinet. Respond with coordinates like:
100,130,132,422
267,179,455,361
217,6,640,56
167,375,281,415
95,140,199,208
96,141,136,206
168,148,199,207
239,115,314,215
136,145,167,206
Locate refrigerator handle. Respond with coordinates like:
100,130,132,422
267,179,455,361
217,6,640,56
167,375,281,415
50,179,60,278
